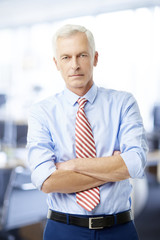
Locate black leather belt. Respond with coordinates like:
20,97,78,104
47,209,133,229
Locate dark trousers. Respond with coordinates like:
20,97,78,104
43,219,139,240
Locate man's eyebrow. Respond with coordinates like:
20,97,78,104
79,51,89,54
59,53,70,58
60,51,89,56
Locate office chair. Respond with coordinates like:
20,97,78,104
0,169,12,209
0,166,48,238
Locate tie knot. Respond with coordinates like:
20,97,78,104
77,98,87,109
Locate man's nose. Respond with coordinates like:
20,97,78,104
71,57,79,70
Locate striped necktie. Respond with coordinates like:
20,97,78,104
75,98,100,211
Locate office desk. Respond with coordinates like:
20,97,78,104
0,148,28,169
147,150,160,183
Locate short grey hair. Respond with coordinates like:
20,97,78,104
52,24,95,57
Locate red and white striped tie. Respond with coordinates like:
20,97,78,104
75,98,100,211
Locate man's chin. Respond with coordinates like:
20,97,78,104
66,80,93,95
69,79,85,88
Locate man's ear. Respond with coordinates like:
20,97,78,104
53,57,60,71
93,51,98,67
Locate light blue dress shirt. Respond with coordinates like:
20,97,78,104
27,84,148,215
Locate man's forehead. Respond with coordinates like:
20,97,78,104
57,31,86,40
56,32,90,54
57,32,88,45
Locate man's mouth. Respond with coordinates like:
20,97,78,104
69,74,84,77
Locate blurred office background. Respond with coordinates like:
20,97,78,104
0,0,160,239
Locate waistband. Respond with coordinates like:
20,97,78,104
47,209,133,229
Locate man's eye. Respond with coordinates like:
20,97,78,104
80,54,87,57
62,56,69,60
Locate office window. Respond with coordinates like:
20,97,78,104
0,7,160,131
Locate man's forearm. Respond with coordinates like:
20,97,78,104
41,169,105,194
57,154,130,182
74,155,130,181
42,152,130,194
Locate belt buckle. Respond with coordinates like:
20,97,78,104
89,216,104,229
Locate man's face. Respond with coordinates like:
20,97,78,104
54,32,98,95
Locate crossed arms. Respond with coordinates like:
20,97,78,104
41,151,130,194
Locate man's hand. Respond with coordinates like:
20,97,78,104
113,150,121,156
56,160,75,171
55,159,76,171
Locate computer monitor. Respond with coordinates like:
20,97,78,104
16,124,28,147
0,121,5,141
153,106,160,130
0,94,6,107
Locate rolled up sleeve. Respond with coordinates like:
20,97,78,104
119,93,148,178
27,104,56,190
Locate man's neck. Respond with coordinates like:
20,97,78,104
67,83,94,97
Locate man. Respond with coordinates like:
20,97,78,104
27,24,148,240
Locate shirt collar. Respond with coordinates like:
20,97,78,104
64,83,98,106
